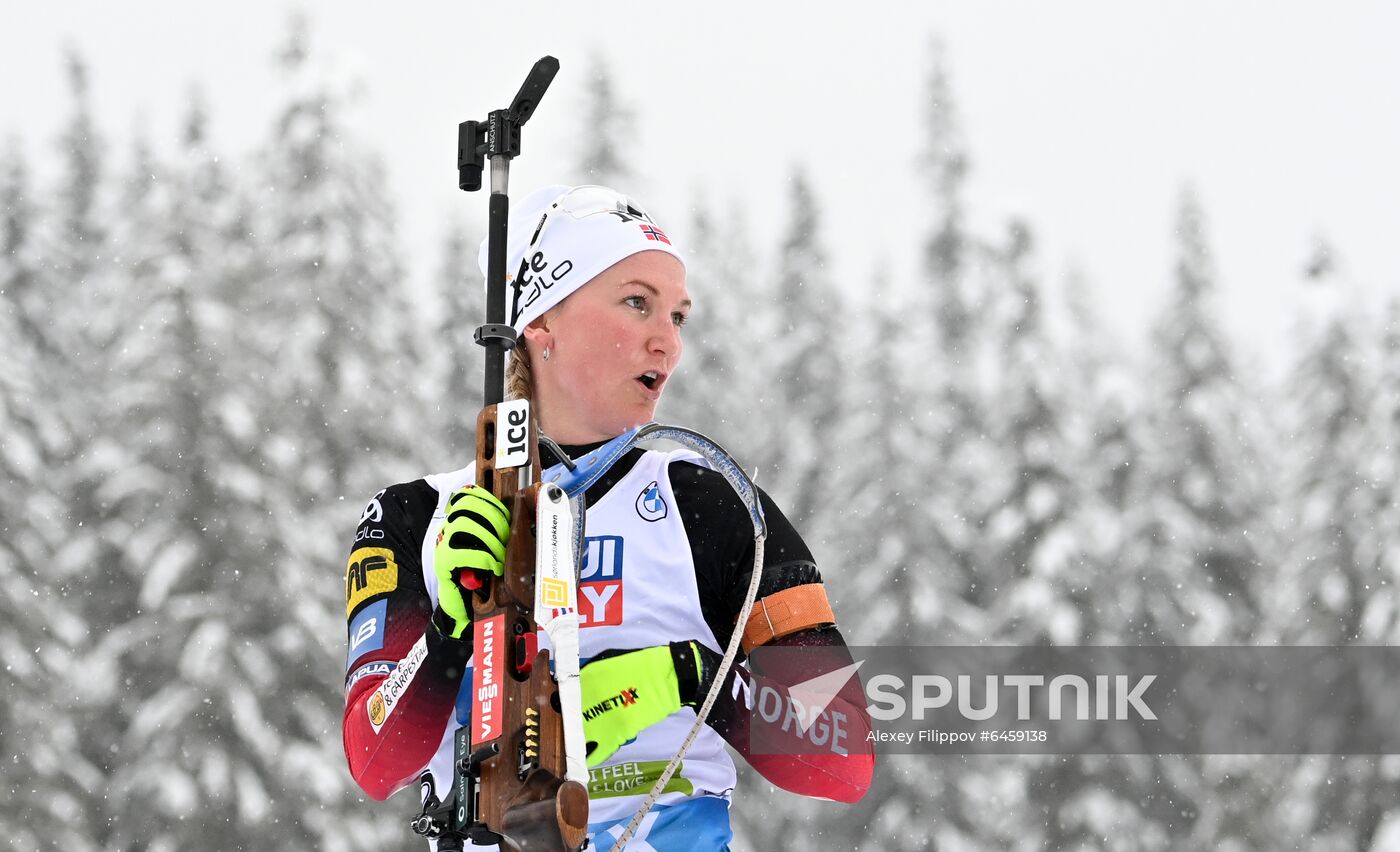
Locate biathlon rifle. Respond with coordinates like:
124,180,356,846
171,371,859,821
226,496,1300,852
415,55,590,852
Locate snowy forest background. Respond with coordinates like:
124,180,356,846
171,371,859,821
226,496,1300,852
4,22,1400,852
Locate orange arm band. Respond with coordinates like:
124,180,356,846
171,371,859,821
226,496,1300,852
739,583,836,653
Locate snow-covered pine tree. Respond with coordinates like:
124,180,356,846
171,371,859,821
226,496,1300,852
1,143,56,359
573,53,635,187
1126,187,1269,645
1058,262,1141,642
0,140,53,592
920,38,981,438
430,213,485,463
46,51,107,363
45,47,121,636
80,104,201,849
951,222,1100,851
835,261,920,622
241,18,428,847
1272,240,1383,643
1370,299,1400,640
750,168,842,531
251,19,422,502
974,220,1082,643
26,52,136,851
913,38,993,635
761,44,1018,852
1014,263,1175,852
1050,188,1275,849
813,38,989,653
1256,241,1397,850
0,139,90,851
72,95,370,850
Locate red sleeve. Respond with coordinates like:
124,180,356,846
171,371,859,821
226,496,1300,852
341,482,472,801
703,626,875,803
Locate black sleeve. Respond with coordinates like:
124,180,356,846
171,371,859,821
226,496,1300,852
344,479,475,799
345,479,472,693
668,460,826,653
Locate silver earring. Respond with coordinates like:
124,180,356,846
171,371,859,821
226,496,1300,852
542,347,551,362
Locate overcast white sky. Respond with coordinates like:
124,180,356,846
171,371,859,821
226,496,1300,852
4,2,1398,367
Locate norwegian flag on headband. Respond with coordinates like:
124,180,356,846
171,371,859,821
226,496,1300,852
639,224,671,245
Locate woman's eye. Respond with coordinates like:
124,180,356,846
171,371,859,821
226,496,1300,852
672,312,689,328
624,295,646,311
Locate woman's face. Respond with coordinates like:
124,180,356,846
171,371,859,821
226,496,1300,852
524,250,690,444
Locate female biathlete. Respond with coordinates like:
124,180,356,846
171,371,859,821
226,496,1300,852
342,184,874,850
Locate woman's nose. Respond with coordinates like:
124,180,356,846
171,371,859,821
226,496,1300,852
649,317,681,359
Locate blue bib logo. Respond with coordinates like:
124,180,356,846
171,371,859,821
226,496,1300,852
580,535,624,627
635,480,667,522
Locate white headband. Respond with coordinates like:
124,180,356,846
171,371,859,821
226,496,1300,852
477,184,686,335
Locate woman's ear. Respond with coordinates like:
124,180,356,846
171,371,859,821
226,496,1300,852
521,314,553,354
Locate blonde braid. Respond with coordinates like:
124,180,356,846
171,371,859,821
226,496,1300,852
506,341,533,401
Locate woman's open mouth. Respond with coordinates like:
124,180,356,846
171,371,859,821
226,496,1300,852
636,371,666,398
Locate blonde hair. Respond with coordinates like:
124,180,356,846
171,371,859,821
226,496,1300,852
506,340,533,401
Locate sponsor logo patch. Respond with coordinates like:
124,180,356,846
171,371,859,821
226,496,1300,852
360,489,385,525
346,547,397,617
495,399,531,470
582,687,640,721
354,526,385,544
472,614,506,745
635,480,667,522
540,576,571,609
369,634,428,733
346,660,396,692
367,691,386,728
579,535,624,628
346,599,387,671
588,760,694,799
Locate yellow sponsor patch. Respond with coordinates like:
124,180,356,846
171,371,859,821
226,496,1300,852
367,690,386,728
540,576,571,609
346,547,398,616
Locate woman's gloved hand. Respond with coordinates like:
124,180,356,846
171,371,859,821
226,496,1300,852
431,485,511,639
579,641,712,766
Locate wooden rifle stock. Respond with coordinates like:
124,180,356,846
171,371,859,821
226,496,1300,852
469,404,588,851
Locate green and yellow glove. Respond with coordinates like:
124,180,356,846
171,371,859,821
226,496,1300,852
579,641,711,767
431,485,511,639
